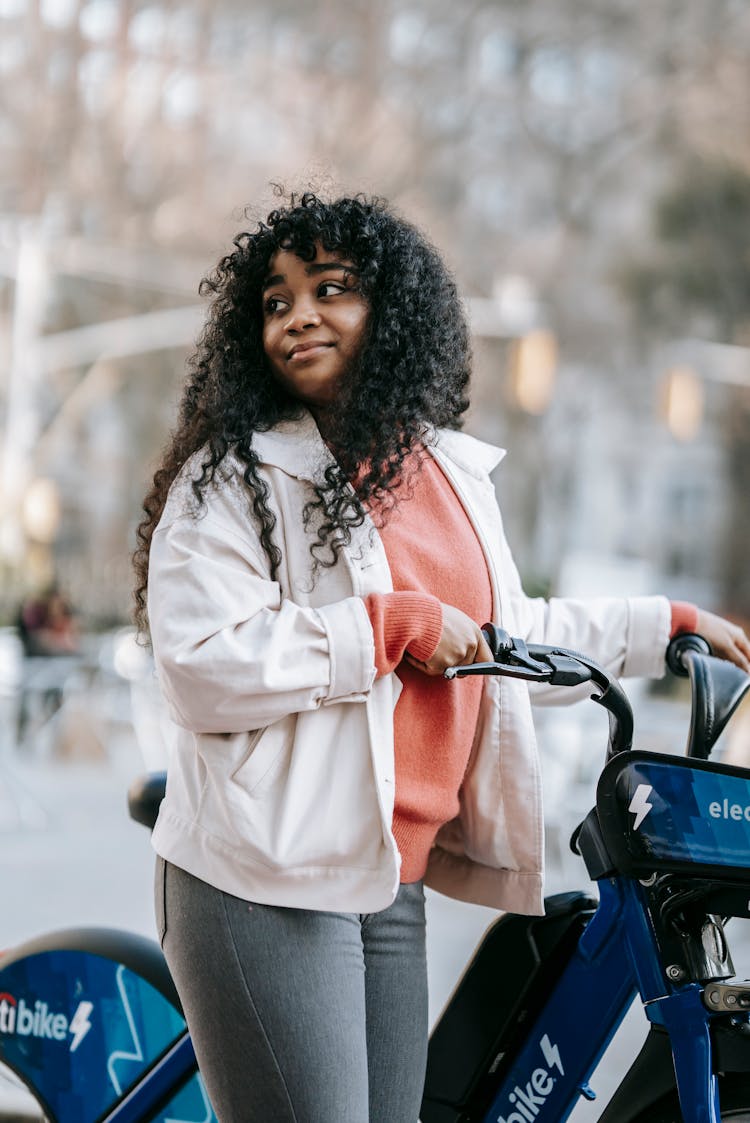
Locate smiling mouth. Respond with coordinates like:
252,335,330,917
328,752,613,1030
287,342,334,361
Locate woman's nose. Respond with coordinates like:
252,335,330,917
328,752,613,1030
285,300,321,332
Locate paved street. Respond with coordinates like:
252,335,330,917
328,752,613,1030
0,681,746,1120
0,749,652,1122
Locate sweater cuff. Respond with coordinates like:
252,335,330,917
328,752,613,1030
670,601,699,638
364,592,443,677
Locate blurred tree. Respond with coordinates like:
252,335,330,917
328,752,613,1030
620,163,750,340
619,160,750,615
2,0,750,619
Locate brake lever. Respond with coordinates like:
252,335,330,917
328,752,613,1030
444,661,553,681
445,642,594,687
507,637,551,675
446,633,629,755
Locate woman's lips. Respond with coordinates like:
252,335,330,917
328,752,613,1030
288,342,333,361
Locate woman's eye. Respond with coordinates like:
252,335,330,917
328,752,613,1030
264,296,288,315
318,281,346,297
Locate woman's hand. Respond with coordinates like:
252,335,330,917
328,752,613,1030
405,604,493,677
695,609,750,674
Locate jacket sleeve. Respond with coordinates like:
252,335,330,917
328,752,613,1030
496,524,671,702
148,513,376,733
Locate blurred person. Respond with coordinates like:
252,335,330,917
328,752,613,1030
132,192,750,1123
15,584,80,744
16,585,79,658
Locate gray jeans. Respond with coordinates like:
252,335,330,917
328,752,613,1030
155,857,428,1122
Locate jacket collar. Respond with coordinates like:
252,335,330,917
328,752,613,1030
429,427,505,477
250,412,336,482
250,411,506,482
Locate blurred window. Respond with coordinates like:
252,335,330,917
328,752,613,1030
527,44,624,149
465,176,512,228
0,35,24,73
162,71,200,124
167,9,198,59
0,0,24,19
478,30,520,83
530,47,577,107
129,5,168,55
78,50,116,116
40,0,76,29
390,10,455,64
47,47,73,86
389,11,427,63
79,0,119,43
124,59,162,123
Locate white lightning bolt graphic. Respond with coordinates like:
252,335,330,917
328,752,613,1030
108,964,213,1123
69,1001,93,1053
107,965,144,1096
628,784,654,830
540,1033,564,1076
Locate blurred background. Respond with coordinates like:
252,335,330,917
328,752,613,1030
1,0,750,1115
2,0,750,631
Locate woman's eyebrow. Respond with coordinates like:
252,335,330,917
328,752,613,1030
305,261,356,276
262,261,357,291
262,273,284,291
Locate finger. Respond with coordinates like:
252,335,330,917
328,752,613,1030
731,633,750,673
717,632,750,673
404,652,443,677
735,628,750,660
475,632,493,663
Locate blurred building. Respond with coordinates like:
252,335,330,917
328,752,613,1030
0,0,748,624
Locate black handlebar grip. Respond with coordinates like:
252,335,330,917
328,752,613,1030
481,623,513,660
666,632,712,678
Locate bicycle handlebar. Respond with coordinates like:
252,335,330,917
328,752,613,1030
666,632,750,759
447,626,750,762
445,626,634,759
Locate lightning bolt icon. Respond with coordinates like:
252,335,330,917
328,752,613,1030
69,1000,94,1053
540,1033,564,1076
628,784,654,830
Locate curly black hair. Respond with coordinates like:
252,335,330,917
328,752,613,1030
133,192,472,633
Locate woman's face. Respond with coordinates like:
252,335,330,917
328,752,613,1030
261,244,369,411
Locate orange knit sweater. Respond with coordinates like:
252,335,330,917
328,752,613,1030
364,455,492,882
363,456,699,884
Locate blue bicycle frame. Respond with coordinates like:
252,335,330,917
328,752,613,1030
480,876,721,1123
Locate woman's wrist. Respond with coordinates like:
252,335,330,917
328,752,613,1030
670,601,699,638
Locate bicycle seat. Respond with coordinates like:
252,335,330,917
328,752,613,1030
128,771,167,830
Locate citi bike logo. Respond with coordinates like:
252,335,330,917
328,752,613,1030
0,993,93,1052
497,1034,564,1122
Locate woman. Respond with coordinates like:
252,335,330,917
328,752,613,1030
134,192,750,1122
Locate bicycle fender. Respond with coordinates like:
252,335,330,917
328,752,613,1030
0,929,215,1122
713,1021,750,1074
597,1026,676,1123
598,1020,750,1123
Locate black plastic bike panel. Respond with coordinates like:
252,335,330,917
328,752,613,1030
421,892,596,1122
597,751,750,883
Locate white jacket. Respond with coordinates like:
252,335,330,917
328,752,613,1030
149,412,671,915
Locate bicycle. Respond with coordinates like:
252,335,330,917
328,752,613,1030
0,629,746,1121
422,628,750,1123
